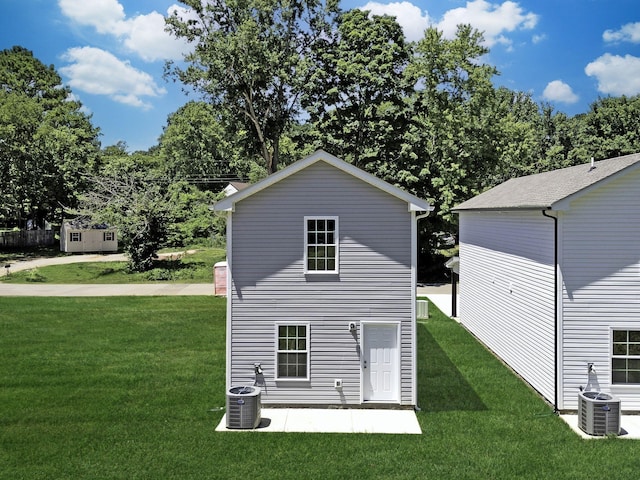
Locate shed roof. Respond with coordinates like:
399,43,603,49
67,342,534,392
214,150,432,213
453,152,640,212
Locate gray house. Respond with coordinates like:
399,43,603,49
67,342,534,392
454,153,640,412
214,150,432,407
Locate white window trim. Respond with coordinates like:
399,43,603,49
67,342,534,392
275,322,310,381
304,216,339,275
610,326,640,388
103,231,115,242
70,232,82,242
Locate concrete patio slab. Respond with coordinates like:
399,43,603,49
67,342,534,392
216,408,422,434
560,414,640,439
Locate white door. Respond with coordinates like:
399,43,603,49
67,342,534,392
362,323,399,402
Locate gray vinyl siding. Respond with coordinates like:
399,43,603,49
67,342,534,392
459,210,556,403
229,161,415,405
560,167,640,411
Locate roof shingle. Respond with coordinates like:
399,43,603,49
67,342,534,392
453,153,640,211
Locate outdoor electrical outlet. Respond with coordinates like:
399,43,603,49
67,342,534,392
334,379,343,389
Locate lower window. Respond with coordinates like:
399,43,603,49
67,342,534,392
612,330,640,384
70,232,82,242
276,323,309,380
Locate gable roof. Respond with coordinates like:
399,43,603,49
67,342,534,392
453,152,640,212
214,150,433,213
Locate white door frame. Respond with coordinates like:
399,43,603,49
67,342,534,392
360,321,401,404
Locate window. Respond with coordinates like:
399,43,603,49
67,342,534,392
103,231,115,242
612,330,640,384
70,232,82,242
276,323,309,380
305,217,338,273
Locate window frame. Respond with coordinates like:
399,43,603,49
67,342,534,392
611,328,640,385
69,232,82,242
275,322,310,381
304,216,339,274
103,231,115,242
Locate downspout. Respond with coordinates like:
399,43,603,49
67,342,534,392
542,208,559,414
413,211,430,410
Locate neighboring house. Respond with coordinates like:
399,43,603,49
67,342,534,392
214,150,432,407
453,153,640,412
223,182,250,196
60,220,118,253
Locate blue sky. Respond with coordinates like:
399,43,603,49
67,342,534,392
3,0,640,152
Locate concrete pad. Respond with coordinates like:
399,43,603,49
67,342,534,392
560,414,640,439
216,408,422,434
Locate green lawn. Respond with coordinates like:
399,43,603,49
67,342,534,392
1,297,637,480
1,248,226,284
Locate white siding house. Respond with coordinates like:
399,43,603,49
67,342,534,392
214,150,432,407
454,153,640,412
60,220,118,253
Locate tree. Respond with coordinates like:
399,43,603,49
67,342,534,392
165,0,340,174
304,9,415,184
0,46,100,228
567,95,640,163
158,101,246,182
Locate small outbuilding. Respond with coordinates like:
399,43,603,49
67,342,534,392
454,153,640,412
214,150,432,407
60,219,118,253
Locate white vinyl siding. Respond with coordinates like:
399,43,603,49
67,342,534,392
228,161,415,406
459,210,556,403
559,167,640,410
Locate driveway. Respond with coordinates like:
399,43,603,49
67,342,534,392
0,252,214,296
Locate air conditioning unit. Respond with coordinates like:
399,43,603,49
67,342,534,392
417,300,429,319
226,386,261,429
578,391,620,436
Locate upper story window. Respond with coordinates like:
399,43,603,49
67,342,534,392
304,217,338,273
70,232,82,242
612,329,640,384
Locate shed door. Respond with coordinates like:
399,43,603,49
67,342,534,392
363,323,399,402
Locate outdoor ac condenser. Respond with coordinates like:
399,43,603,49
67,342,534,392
226,386,261,429
578,391,620,436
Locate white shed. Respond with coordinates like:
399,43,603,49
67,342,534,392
454,153,640,412
60,220,118,253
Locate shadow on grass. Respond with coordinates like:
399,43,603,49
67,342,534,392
417,322,487,412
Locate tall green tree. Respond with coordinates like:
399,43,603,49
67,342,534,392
166,0,340,174
158,101,244,181
568,95,640,163
0,46,100,228
304,9,415,184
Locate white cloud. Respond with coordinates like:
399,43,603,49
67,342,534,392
603,22,640,44
542,80,578,104
359,1,431,42
57,0,192,62
60,47,167,109
436,0,539,48
585,53,640,96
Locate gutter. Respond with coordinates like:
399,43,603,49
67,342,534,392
542,208,559,414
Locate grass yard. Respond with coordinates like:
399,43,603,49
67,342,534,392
1,248,226,284
1,296,638,480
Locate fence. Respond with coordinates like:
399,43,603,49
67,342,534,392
0,230,55,248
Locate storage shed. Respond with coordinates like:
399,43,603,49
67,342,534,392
60,220,118,253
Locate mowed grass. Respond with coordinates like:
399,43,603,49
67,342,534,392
1,248,226,284
1,297,638,480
